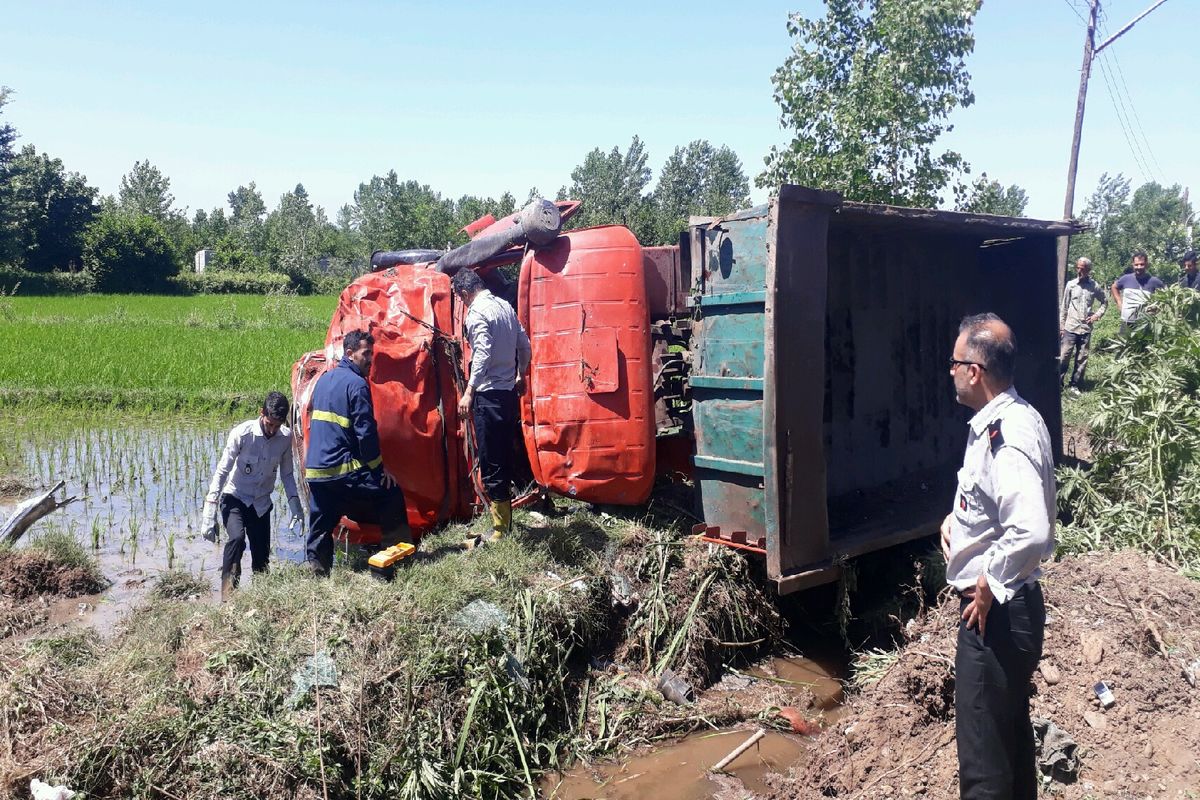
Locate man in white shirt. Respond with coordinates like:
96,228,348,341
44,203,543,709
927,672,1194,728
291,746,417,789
940,313,1055,800
203,391,303,599
452,268,531,545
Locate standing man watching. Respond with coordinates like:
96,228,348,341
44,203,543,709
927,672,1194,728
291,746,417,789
1179,250,1199,290
452,268,531,545
304,330,410,576
1059,256,1107,394
203,391,304,600
1112,250,1165,332
940,313,1055,800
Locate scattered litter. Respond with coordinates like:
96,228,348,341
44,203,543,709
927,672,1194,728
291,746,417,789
610,572,637,610
286,650,338,709
777,707,820,735
1184,658,1200,688
1032,718,1080,782
30,779,75,800
657,668,695,705
452,599,509,634
504,651,530,691
1092,680,1115,708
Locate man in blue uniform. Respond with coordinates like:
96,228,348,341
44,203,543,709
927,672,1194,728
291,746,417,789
941,313,1056,800
303,329,410,575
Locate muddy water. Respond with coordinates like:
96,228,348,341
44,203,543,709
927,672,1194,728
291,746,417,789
549,653,845,799
0,417,307,633
548,729,805,799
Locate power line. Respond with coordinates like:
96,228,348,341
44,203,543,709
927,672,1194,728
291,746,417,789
1098,21,1165,178
1062,0,1088,24
1094,51,1154,182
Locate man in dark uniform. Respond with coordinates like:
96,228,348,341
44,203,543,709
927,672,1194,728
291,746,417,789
303,329,410,575
940,313,1056,800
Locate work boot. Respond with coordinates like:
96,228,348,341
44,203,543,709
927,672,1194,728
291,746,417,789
488,500,512,542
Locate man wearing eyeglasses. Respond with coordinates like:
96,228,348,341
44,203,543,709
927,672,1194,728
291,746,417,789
940,313,1056,800
203,391,304,600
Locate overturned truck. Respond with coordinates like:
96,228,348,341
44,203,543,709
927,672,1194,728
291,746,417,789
293,185,1080,593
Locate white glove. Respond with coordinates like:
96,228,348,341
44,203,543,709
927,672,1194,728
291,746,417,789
288,496,304,534
202,499,219,542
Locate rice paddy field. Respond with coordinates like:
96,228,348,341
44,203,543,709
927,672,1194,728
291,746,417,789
0,293,338,415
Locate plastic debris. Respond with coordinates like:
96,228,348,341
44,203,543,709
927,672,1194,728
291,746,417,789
504,651,530,691
1093,680,1116,708
657,668,695,705
452,599,509,634
1184,658,1200,688
1032,717,1080,781
286,650,339,709
30,779,76,800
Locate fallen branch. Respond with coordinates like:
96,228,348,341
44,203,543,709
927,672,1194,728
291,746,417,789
1,481,79,545
711,728,765,772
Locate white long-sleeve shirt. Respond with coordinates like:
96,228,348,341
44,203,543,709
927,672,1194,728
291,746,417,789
946,388,1056,603
465,289,532,392
206,419,300,516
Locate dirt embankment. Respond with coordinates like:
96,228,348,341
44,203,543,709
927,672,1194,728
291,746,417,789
0,552,107,639
767,552,1200,799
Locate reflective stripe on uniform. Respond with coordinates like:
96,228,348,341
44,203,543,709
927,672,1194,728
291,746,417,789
311,409,352,428
304,458,364,479
367,455,383,470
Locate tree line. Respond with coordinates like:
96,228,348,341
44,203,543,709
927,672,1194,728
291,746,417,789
2,0,1191,294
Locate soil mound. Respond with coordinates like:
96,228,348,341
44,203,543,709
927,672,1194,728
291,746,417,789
767,551,1200,798
0,551,106,600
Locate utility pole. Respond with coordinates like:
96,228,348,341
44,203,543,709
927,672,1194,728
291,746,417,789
1057,0,1099,300
1056,0,1171,298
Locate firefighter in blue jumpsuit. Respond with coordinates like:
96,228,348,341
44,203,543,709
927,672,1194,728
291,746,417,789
303,329,411,575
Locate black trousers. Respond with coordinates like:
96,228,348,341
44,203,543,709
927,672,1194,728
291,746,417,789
305,474,409,573
955,581,1045,800
220,495,271,582
472,388,519,503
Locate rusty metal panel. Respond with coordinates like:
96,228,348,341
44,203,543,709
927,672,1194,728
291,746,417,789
689,206,773,547
643,246,685,317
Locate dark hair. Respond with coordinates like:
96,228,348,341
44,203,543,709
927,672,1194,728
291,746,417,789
1132,249,1148,261
958,312,1016,385
343,329,374,353
262,391,289,421
1182,250,1198,264
450,268,484,297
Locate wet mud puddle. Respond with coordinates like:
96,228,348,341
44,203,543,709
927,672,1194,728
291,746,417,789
547,654,846,799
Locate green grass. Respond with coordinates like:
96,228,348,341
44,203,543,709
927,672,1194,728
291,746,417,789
0,293,337,415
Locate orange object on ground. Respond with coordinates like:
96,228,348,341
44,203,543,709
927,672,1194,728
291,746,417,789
516,225,656,504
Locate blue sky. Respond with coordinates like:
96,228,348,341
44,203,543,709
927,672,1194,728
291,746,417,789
2,0,1194,222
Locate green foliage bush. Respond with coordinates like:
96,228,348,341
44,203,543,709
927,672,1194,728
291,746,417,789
0,267,95,294
83,212,179,292
169,270,292,295
1058,286,1200,573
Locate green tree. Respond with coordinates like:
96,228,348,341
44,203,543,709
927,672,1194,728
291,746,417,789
5,145,99,271
265,183,328,279
1071,174,1193,284
118,160,176,220
348,172,456,252
218,182,269,271
0,87,22,264
558,136,654,241
651,140,751,245
955,174,1028,217
83,210,178,292
760,0,980,206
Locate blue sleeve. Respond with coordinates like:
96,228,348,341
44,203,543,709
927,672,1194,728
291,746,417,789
349,382,384,471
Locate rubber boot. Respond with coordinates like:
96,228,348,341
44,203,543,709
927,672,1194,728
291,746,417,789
488,500,511,542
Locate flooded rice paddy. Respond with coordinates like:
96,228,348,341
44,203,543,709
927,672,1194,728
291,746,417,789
0,415,306,631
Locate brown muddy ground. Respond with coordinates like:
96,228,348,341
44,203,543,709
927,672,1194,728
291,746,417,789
765,552,1200,799
0,552,106,600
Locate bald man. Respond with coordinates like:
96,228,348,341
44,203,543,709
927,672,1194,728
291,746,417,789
940,313,1056,800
